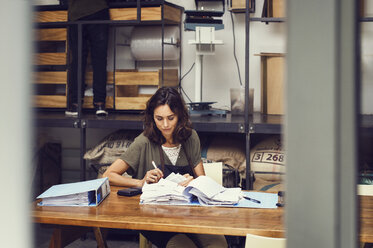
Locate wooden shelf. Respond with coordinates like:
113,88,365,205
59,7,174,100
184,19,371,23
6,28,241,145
34,110,283,134
35,2,183,24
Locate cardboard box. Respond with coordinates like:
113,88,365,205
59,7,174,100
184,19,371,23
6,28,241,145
257,53,285,115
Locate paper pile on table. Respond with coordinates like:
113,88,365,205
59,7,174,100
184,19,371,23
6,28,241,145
140,175,242,206
140,177,193,205
185,176,242,206
166,172,188,184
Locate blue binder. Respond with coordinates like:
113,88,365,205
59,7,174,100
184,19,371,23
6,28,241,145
37,177,110,207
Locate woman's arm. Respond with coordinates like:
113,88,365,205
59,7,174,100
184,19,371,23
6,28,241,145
103,159,163,187
179,160,205,187
103,159,144,187
193,160,206,177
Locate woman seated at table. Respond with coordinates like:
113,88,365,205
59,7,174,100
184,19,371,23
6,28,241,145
103,87,227,248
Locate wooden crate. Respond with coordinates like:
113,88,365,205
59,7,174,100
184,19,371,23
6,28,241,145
34,27,67,108
265,0,285,18
35,53,66,66
34,28,67,66
258,53,285,115
35,10,67,22
110,5,182,23
230,0,253,11
36,28,67,41
34,71,67,108
115,69,178,110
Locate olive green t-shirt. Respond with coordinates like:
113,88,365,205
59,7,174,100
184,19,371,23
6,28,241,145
68,0,108,21
120,130,202,179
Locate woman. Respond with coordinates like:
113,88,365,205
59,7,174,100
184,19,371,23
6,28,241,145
103,87,227,248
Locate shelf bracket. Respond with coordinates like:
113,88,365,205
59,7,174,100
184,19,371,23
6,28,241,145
72,120,87,129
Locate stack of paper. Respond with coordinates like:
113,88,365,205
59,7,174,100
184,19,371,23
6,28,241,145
185,176,242,206
41,192,90,206
140,178,193,205
140,175,242,206
166,172,188,184
37,177,110,207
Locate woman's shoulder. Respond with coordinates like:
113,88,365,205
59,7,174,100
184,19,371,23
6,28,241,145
133,132,151,145
186,129,199,143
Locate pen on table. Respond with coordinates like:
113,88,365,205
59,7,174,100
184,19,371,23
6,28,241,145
152,161,157,169
243,196,261,204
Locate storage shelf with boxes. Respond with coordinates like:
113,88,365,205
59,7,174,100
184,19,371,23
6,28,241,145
34,26,68,109
33,2,182,111
114,69,178,110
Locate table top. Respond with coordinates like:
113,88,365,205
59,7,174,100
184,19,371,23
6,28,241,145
32,186,373,241
32,186,284,237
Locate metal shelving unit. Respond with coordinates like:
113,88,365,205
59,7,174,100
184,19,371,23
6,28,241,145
242,0,285,189
35,0,286,188
34,1,184,181
242,0,372,190
34,0,294,189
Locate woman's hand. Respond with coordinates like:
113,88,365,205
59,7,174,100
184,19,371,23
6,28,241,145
178,173,194,187
143,168,164,185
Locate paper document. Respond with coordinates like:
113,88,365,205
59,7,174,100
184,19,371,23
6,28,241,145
166,172,188,184
141,175,242,206
185,176,242,206
239,191,278,208
37,177,110,206
140,178,192,205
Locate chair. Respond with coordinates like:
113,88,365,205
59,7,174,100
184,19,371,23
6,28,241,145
245,233,286,248
203,162,223,185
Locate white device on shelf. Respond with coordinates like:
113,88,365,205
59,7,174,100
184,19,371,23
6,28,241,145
189,26,223,102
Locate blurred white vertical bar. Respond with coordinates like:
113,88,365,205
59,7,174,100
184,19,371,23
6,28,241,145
0,1,32,247
286,0,357,248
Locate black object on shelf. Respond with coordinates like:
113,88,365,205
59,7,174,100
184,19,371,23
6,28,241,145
187,102,227,116
188,102,215,111
184,0,225,27
185,16,223,24
184,10,224,17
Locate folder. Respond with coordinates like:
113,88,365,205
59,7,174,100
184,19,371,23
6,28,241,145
37,177,110,207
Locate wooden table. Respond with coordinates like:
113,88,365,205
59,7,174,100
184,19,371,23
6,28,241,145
32,187,373,247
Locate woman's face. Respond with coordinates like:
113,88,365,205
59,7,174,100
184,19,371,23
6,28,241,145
153,104,178,140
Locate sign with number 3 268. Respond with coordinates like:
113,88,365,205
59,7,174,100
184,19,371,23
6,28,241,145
251,152,285,166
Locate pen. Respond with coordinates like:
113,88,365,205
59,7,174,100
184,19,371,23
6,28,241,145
243,196,261,204
152,161,157,169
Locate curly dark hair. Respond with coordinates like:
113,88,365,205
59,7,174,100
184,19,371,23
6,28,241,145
143,87,192,145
